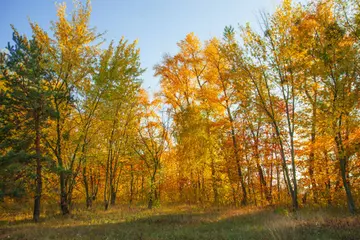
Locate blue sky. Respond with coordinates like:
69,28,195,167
1,0,304,92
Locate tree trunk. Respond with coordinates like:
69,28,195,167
110,186,116,205
324,151,331,206
86,196,92,209
55,101,69,215
274,124,297,210
83,166,92,208
309,103,317,203
210,158,218,206
90,168,99,202
335,133,356,214
58,138,69,215
339,156,355,214
333,113,356,214
129,164,134,207
231,128,247,203
60,174,69,215
148,177,155,209
269,160,273,204
225,106,247,205
276,162,280,203
33,113,42,222
251,126,271,203
141,174,145,203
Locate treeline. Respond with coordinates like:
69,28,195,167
156,0,360,214
1,0,360,222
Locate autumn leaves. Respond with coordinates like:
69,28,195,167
0,0,359,224
155,0,359,213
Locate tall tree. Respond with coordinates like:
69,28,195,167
99,39,143,210
134,93,169,209
31,0,100,214
0,29,55,221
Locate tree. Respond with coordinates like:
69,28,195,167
98,39,143,210
134,93,169,209
31,0,100,214
312,0,359,213
0,28,55,221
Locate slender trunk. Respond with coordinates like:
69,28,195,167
339,155,355,214
104,109,118,210
154,189,158,203
276,161,280,203
257,163,269,201
141,173,145,203
81,133,91,208
309,102,318,203
85,182,92,209
104,163,109,210
210,157,218,206
224,103,247,205
90,168,99,202
269,159,273,204
196,173,201,204
289,134,298,210
250,167,256,206
148,176,155,209
110,185,116,205
324,151,331,206
148,165,157,209
202,172,208,203
274,124,297,209
284,92,298,210
158,175,161,203
227,166,237,207
191,171,196,204
129,164,134,207
335,132,356,214
33,112,42,222
309,151,317,203
55,102,69,215
227,106,247,205
254,141,266,201
251,126,271,202
104,139,112,210
59,162,68,214
83,166,92,208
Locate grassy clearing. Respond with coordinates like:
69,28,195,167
0,204,359,240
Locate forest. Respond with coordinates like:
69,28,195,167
1,0,360,239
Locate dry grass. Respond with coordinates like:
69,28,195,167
0,204,359,240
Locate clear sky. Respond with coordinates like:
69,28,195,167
0,0,303,93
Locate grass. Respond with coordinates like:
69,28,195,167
1,204,360,240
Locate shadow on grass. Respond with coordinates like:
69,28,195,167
1,208,360,240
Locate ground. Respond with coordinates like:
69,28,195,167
1,204,360,240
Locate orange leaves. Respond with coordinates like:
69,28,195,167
155,34,205,111
177,32,202,58
138,88,149,106
344,127,360,156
